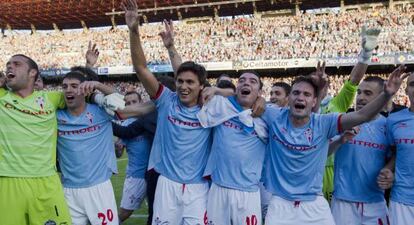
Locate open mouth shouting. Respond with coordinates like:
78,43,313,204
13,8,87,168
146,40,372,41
294,103,306,110
240,88,251,96
6,71,16,80
65,95,75,102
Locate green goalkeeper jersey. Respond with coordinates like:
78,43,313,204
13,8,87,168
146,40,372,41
0,88,65,177
320,80,358,166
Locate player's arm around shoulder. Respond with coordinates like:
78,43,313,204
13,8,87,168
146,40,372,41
119,101,156,118
0,88,7,98
45,91,66,110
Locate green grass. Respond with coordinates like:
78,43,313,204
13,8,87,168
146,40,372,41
111,153,149,225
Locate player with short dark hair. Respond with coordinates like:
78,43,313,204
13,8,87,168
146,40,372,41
270,82,291,107
0,55,72,225
116,91,153,223
123,1,213,223
199,71,267,224
217,74,232,84
321,26,382,204
329,76,393,225
262,65,407,225
57,71,123,225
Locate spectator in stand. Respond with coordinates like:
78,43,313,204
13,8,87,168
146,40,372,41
0,4,413,68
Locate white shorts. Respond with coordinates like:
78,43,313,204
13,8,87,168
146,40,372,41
331,197,389,225
259,182,272,219
120,176,147,211
152,175,209,225
206,183,262,225
265,195,334,225
390,200,414,225
64,180,119,225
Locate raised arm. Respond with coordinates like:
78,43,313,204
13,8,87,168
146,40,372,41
349,26,381,85
340,65,408,131
310,61,328,112
159,19,182,76
85,41,100,68
326,27,381,112
122,0,159,98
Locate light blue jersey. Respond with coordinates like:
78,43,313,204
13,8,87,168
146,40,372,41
149,85,212,184
262,107,340,201
205,105,266,192
121,118,153,178
334,116,389,203
57,104,117,188
387,108,414,206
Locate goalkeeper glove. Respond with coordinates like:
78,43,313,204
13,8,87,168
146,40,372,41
358,25,381,64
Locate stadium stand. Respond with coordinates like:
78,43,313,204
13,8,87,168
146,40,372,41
0,3,413,68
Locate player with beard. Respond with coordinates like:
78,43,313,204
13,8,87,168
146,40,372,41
329,76,393,225
386,72,414,225
0,55,72,225
198,71,267,225
262,65,407,225
122,0,213,224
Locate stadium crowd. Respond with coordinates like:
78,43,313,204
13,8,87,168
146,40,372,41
0,4,413,68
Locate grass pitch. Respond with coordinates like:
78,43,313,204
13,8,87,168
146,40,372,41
111,153,148,225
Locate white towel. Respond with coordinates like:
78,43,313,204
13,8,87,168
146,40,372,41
197,95,268,143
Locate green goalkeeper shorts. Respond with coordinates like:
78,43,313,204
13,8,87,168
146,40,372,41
323,165,334,204
0,174,72,225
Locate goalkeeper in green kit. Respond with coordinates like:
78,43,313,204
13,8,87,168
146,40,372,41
0,54,126,225
320,26,381,203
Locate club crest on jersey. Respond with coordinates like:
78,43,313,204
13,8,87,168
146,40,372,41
44,220,56,225
304,128,313,142
86,112,94,124
58,119,67,124
36,96,45,110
